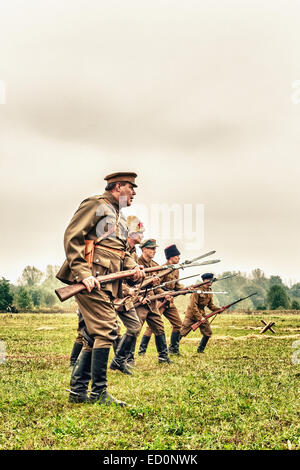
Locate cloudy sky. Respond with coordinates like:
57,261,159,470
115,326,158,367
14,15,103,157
0,0,300,285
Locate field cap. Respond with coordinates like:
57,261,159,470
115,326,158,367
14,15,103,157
140,238,159,249
104,172,138,187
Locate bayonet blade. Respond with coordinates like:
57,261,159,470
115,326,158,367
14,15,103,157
182,250,216,265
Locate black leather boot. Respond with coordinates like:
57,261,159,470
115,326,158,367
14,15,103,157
126,336,137,368
138,335,151,356
197,335,210,353
69,341,83,368
113,336,122,354
168,331,181,355
89,348,126,406
109,335,135,375
155,334,172,364
68,350,92,403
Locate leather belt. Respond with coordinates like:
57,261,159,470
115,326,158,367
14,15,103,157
96,244,126,259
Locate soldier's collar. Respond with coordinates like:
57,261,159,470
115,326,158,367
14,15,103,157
102,191,121,211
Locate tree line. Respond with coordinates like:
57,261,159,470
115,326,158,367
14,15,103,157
0,265,74,312
0,266,299,312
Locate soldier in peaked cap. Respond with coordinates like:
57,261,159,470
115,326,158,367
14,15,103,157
180,272,219,353
138,244,184,356
56,171,144,406
108,215,145,373
134,239,173,364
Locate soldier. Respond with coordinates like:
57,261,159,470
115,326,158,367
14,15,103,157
138,244,184,356
108,215,145,374
180,273,219,353
56,172,144,405
134,239,172,364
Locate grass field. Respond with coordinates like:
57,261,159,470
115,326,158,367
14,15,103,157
0,311,299,450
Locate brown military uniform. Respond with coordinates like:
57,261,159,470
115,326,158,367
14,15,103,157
56,190,138,349
135,255,166,336
144,263,183,336
180,285,219,337
115,244,141,337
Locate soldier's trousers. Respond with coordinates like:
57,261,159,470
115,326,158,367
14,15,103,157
75,289,118,349
117,307,142,337
180,315,212,338
135,304,165,336
143,304,182,337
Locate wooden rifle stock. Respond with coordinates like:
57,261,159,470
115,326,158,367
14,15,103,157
191,293,257,331
55,265,171,302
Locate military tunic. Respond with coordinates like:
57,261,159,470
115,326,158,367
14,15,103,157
56,191,138,349
115,245,142,338
180,286,219,338
135,255,166,336
144,262,183,336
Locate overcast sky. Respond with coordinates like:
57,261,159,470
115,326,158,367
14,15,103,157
0,0,300,285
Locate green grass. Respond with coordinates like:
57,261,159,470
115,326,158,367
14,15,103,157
0,312,299,450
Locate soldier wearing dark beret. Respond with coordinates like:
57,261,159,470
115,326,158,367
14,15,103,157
57,172,144,405
138,244,184,356
180,272,219,353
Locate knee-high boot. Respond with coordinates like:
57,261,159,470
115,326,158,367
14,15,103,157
155,334,172,364
89,348,126,406
126,336,137,367
109,335,135,375
69,341,83,368
138,335,151,356
168,331,181,355
197,335,210,353
68,350,92,403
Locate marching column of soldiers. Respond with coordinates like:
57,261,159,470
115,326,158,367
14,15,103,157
56,172,223,406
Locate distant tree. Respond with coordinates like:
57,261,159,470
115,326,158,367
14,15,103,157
41,265,61,290
267,285,290,310
269,275,283,287
16,287,33,311
291,300,300,310
290,283,300,299
29,288,43,307
256,304,267,310
44,292,57,307
19,266,43,287
251,269,266,280
0,278,13,311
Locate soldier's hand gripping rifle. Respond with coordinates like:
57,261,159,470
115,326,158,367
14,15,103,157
55,253,220,302
190,293,257,331
113,257,221,310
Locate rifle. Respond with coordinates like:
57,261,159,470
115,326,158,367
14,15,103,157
157,273,237,308
138,250,217,290
190,293,257,331
55,254,220,302
113,258,221,310
130,288,227,311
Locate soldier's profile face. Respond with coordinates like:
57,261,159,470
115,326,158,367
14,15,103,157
119,183,136,207
143,247,156,258
169,255,180,264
